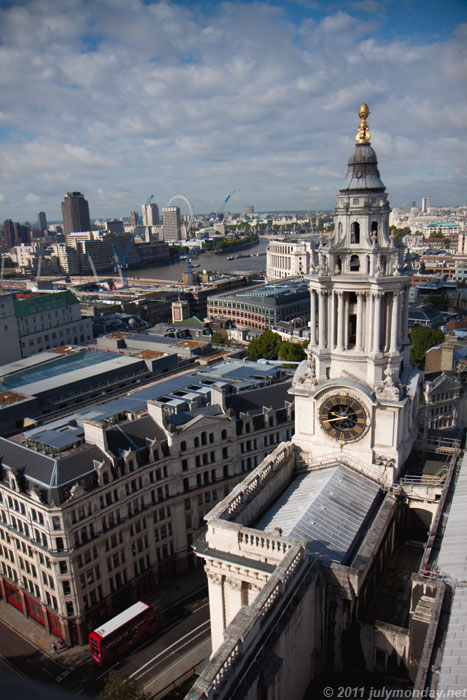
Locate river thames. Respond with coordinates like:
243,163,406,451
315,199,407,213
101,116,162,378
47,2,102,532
126,237,270,283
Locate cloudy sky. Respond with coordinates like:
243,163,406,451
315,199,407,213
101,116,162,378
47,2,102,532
1,0,466,222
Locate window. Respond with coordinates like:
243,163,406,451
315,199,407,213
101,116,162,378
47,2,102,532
350,255,360,272
350,222,360,244
180,441,187,452
59,561,67,574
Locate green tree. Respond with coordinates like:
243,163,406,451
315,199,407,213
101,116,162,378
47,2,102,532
425,295,449,311
429,230,443,239
410,326,445,369
100,672,150,700
278,342,307,362
247,329,282,361
211,331,224,345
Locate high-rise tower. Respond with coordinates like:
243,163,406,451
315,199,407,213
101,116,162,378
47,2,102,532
61,192,91,244
162,206,181,242
291,104,421,481
142,202,160,227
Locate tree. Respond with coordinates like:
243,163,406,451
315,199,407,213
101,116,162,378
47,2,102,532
410,326,445,369
425,295,449,311
100,672,150,700
211,331,224,345
278,341,307,362
246,329,282,361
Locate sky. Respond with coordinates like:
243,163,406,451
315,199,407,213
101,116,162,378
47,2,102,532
0,0,466,222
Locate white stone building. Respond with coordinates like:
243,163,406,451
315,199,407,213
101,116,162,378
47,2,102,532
266,239,315,280
187,106,451,700
0,366,294,645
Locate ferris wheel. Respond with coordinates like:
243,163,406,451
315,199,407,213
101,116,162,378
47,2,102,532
166,194,194,234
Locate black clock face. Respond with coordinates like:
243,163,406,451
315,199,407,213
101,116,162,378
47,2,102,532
319,394,368,442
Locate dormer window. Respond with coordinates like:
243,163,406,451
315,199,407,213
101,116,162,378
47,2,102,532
350,255,360,272
351,222,360,244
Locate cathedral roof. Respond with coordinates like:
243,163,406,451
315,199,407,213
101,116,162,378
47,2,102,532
340,143,386,192
340,104,385,192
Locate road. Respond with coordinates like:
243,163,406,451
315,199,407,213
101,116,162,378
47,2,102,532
0,588,210,698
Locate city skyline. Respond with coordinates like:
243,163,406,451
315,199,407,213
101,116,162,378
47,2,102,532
0,0,466,221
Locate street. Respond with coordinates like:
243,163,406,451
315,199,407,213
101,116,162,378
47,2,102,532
0,587,210,698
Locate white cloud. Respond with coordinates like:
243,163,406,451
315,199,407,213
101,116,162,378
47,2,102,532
0,0,465,220
25,194,40,202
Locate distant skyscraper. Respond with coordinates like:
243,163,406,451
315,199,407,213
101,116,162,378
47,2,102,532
37,211,48,231
142,202,160,227
162,206,181,242
130,210,139,227
421,197,431,214
243,205,254,217
3,219,16,249
3,219,28,248
61,192,91,244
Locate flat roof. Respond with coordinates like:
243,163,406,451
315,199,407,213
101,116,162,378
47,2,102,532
255,465,380,564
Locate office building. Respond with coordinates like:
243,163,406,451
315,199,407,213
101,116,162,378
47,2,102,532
207,279,310,330
37,212,48,231
266,239,315,280
61,192,91,244
0,361,293,645
421,197,431,214
162,206,182,243
142,202,160,227
3,220,29,249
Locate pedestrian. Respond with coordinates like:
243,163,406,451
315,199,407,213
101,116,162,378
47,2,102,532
52,642,57,654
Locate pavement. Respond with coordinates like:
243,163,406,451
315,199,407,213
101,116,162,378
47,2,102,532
0,567,208,670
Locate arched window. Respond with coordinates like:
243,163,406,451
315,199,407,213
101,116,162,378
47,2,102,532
367,256,371,274
381,256,387,273
335,256,342,274
371,221,378,236
350,255,360,271
351,222,360,244
180,440,187,452
338,222,343,237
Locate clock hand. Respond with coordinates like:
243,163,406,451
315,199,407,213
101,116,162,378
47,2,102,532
325,415,351,422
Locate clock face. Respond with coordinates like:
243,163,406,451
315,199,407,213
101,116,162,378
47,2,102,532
319,394,368,442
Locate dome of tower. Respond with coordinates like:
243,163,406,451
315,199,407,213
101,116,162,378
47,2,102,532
340,143,386,192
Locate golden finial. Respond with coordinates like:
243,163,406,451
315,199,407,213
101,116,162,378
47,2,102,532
356,103,370,143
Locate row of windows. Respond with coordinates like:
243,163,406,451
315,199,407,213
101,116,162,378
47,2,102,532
180,430,228,451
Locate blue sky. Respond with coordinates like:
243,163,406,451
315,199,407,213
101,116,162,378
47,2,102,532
0,0,466,221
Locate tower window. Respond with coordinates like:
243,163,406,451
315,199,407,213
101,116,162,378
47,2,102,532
335,256,342,274
350,255,360,272
351,222,360,244
367,256,371,274
371,221,378,236
338,222,343,237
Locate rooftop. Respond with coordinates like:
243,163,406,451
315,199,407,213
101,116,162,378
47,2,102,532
254,464,380,565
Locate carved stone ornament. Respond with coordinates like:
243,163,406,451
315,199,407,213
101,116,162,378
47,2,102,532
297,351,318,388
207,571,223,585
374,359,403,400
225,577,242,591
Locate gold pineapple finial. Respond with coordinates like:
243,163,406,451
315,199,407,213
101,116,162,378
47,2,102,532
356,103,370,143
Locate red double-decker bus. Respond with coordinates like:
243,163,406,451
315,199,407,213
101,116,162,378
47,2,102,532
89,601,158,665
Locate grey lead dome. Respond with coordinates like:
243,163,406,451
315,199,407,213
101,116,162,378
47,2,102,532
340,142,386,192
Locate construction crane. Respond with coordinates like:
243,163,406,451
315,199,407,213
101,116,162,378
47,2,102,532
87,252,99,285
112,235,136,288
36,252,43,280
218,191,235,221
141,194,154,226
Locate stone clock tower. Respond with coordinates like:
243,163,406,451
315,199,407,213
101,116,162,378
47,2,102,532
292,105,421,484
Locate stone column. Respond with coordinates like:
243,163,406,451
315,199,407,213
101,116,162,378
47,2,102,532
373,293,382,353
224,576,243,627
356,292,364,351
328,290,334,350
318,291,326,349
329,291,336,350
390,292,400,352
310,289,316,346
344,295,349,350
402,287,410,344
336,292,344,351
206,570,225,655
